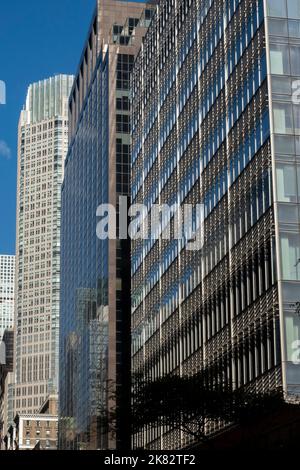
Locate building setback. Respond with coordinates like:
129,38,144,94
14,75,74,417
131,0,300,449
59,0,152,451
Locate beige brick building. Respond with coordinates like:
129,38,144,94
14,75,73,417
6,395,58,450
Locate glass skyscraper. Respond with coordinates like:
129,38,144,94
59,0,152,450
131,0,300,449
15,75,73,417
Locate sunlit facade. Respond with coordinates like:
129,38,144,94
15,75,73,417
131,0,300,449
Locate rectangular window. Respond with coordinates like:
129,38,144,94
269,18,288,35
289,19,300,37
290,46,300,76
287,0,300,18
274,135,295,154
294,104,300,134
285,312,300,361
270,45,290,74
267,0,287,17
276,163,297,202
273,103,293,133
280,232,300,280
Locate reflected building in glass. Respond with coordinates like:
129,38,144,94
59,0,153,450
131,0,300,449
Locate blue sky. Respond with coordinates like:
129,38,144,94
0,0,96,255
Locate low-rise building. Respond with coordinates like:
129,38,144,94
0,329,14,449
6,395,58,450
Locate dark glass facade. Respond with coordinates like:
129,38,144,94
131,0,300,449
59,0,149,450
59,51,109,449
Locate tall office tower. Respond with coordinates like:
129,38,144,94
15,75,74,417
131,0,300,449
0,255,15,439
59,0,153,450
0,255,15,340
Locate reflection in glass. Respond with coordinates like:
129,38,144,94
267,0,287,18
276,163,297,202
280,232,300,280
270,44,290,75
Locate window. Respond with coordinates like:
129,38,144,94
113,24,123,35
269,18,288,36
116,96,129,111
285,312,300,361
272,76,291,94
289,19,300,37
274,135,295,154
294,104,300,134
273,103,293,133
267,0,287,17
276,163,297,202
280,232,300,280
116,114,130,133
270,44,290,75
290,46,300,76
287,0,300,18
